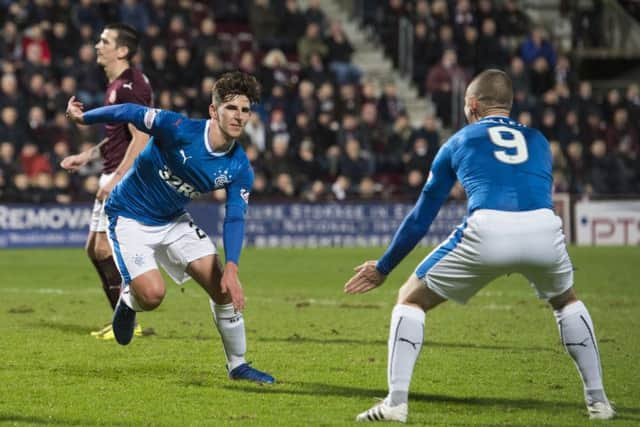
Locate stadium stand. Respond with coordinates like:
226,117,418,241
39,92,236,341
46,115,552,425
0,0,638,204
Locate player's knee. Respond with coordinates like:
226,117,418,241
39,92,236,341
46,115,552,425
136,284,166,310
549,287,578,311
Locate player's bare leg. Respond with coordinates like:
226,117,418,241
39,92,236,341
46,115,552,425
357,275,446,422
112,269,165,345
187,255,274,384
549,287,615,419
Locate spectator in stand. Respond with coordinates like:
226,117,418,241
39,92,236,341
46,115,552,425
0,106,28,151
173,46,201,99
426,49,468,128
554,54,578,92
477,18,508,71
0,73,26,118
411,21,433,93
403,136,436,176
615,139,640,194
430,0,450,32
244,114,267,152
0,21,20,63
457,25,479,75
606,108,638,153
72,0,104,36
49,21,78,74
297,22,329,68
74,43,105,108
294,138,326,190
20,142,52,178
118,0,150,33
558,109,581,147
144,44,174,91
575,81,600,126
280,0,308,53
385,113,414,174
300,52,334,88
498,0,530,37
477,0,499,24
540,108,559,141
264,132,295,182
335,82,360,119
166,14,190,54
580,109,607,146
53,170,73,204
427,24,456,69
602,89,624,123
249,0,281,51
529,57,554,97
520,26,557,68
259,49,295,98
193,17,220,62
338,137,374,189
410,114,441,152
625,83,640,124
452,0,475,42
326,21,361,85
566,141,588,194
305,0,328,31
360,102,387,154
377,81,407,125
0,141,20,182
587,140,617,196
5,172,38,203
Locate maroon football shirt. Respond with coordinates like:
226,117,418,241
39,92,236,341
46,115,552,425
101,68,153,173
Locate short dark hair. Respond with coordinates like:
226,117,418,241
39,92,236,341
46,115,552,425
468,69,513,112
105,23,140,61
211,71,262,105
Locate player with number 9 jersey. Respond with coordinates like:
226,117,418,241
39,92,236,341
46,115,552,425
346,69,613,423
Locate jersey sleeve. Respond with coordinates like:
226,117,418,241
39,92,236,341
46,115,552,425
83,104,184,147
376,142,457,275
222,163,255,265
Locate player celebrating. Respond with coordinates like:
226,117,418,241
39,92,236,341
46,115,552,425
65,71,275,383
344,70,614,422
61,23,152,340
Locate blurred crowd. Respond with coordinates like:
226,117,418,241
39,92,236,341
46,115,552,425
0,0,638,205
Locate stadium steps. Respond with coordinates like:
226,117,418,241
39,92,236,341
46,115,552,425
312,0,435,126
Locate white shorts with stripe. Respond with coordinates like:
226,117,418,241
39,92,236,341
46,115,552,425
107,213,216,285
416,208,573,304
89,173,115,232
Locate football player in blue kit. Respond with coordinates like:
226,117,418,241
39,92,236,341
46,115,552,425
344,70,613,422
65,71,274,384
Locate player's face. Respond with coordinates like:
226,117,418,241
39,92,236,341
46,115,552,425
211,95,251,139
95,29,120,66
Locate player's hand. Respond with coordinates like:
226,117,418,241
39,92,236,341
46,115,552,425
60,152,88,172
220,262,245,312
344,260,387,294
65,96,85,124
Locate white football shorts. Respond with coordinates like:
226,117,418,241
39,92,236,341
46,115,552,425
106,213,216,285
89,173,116,232
416,208,573,304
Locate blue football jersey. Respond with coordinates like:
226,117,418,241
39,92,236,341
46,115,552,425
425,115,553,213
376,115,553,274
101,106,254,226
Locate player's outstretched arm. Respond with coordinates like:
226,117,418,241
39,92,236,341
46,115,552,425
344,260,387,294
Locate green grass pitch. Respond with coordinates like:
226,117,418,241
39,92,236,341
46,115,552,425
1,247,639,426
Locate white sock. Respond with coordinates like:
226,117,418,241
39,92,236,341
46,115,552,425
211,301,247,371
385,304,425,407
554,300,608,404
120,287,143,312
